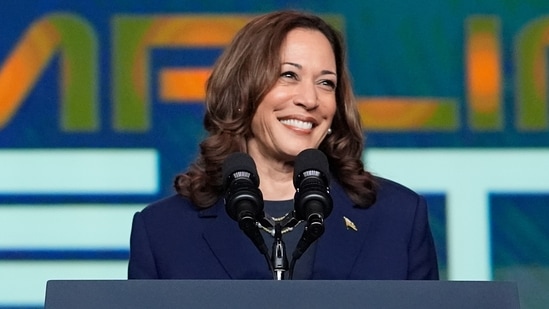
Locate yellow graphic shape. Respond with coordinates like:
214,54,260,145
160,68,211,102
0,20,60,128
358,98,457,130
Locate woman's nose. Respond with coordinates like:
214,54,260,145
293,82,318,110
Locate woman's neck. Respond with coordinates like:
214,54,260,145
260,180,295,201
251,154,296,201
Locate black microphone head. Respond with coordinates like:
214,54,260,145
293,148,333,222
293,149,330,188
221,152,267,255
222,152,260,189
292,149,333,261
222,152,263,223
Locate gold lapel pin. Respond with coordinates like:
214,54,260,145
343,216,358,231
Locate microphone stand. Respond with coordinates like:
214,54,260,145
271,224,288,280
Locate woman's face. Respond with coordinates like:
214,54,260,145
248,28,337,161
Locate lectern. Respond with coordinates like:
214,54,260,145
44,280,520,309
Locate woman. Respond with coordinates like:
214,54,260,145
128,10,438,280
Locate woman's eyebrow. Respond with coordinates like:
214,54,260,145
282,62,337,76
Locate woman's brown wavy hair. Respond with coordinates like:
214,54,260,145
174,10,377,208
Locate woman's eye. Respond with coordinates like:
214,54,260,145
280,71,298,79
320,80,337,90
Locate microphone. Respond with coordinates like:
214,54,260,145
222,152,268,255
292,149,333,261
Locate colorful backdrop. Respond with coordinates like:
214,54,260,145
1,0,549,308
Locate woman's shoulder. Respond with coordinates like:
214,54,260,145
374,176,421,199
138,194,218,220
370,176,426,210
143,194,189,209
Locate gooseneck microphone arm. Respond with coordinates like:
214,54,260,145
289,149,333,279
271,224,289,280
222,152,274,277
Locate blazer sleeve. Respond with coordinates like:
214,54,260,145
128,211,159,279
408,195,439,279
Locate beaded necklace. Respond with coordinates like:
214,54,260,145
257,211,303,237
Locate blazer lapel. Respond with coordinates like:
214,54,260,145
312,183,377,279
201,200,272,279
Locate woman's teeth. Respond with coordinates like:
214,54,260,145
279,119,313,129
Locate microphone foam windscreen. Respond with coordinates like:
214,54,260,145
222,152,259,186
293,149,330,187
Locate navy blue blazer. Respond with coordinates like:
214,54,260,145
128,177,439,280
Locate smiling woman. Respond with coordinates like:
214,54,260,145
128,10,439,281
176,10,372,210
